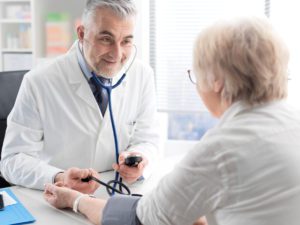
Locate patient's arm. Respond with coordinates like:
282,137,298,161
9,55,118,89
44,183,106,225
78,196,107,225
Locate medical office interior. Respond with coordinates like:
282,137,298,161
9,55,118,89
0,0,300,222
1,0,300,149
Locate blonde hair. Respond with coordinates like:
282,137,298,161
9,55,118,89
193,17,289,105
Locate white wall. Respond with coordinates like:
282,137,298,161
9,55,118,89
133,0,150,64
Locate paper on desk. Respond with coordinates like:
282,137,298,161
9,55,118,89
0,191,17,206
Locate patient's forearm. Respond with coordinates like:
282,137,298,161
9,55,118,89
78,197,107,225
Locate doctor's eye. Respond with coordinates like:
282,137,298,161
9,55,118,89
122,38,133,46
98,36,114,45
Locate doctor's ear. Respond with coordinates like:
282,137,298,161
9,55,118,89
77,25,85,42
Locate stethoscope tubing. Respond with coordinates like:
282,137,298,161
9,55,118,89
77,41,137,195
91,73,124,194
90,73,125,164
87,176,131,195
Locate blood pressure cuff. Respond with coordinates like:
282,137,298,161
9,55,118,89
102,195,142,225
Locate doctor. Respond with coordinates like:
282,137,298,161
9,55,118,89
0,0,160,192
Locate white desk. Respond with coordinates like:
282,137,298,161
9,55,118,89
10,147,192,225
12,171,150,225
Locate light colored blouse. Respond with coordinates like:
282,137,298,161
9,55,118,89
137,100,300,225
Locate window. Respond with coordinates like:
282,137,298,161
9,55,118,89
150,0,265,140
269,0,300,109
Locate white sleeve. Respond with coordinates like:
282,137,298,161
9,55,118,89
0,75,62,190
136,142,228,225
126,66,161,179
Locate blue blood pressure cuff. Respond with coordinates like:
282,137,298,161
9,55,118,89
102,195,142,225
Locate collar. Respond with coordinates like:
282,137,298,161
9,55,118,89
75,40,128,85
217,101,250,127
217,99,287,128
76,40,92,81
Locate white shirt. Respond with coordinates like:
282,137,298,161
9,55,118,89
0,41,160,190
137,100,300,225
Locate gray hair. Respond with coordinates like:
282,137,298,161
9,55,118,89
193,17,289,106
82,0,137,26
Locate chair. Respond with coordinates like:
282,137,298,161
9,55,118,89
0,70,28,188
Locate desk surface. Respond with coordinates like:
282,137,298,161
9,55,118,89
9,151,189,225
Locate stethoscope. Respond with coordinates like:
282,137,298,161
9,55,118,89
77,41,138,196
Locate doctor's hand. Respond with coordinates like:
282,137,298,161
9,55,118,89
54,167,100,194
112,152,148,184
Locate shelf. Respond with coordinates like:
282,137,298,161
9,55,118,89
0,0,86,71
1,48,33,53
0,19,31,23
0,0,33,71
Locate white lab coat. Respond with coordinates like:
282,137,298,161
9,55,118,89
0,42,160,190
137,100,300,225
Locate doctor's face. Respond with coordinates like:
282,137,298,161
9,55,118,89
78,8,135,77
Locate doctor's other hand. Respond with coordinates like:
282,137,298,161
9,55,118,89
44,183,78,209
112,152,148,184
54,167,100,194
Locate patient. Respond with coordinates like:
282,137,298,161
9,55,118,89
44,16,300,225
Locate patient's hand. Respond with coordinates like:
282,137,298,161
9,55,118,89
45,183,107,225
193,216,208,225
44,183,79,209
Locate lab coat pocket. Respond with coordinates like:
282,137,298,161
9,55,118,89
126,121,136,137
119,120,137,149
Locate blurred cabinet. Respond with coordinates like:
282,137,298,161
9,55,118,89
0,0,85,71
33,0,85,59
0,0,33,71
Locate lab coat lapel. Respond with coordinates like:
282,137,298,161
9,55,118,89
111,78,126,125
65,45,102,113
74,80,100,112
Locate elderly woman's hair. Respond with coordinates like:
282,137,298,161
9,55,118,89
82,0,137,26
193,17,289,105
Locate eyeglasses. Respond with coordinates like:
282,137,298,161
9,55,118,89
187,70,197,84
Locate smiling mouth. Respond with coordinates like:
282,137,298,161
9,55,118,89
103,59,117,64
